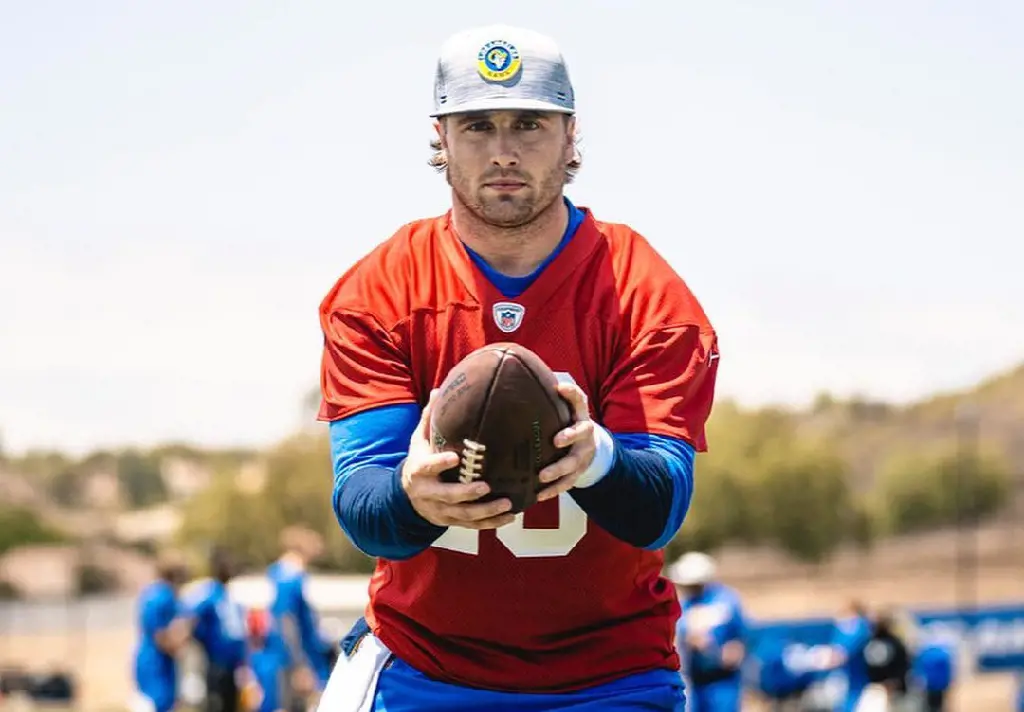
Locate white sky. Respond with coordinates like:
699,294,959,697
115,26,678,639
2,1,1022,455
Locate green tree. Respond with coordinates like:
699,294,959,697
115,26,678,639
0,506,66,555
49,468,83,507
875,446,1011,535
178,472,279,568
677,404,800,548
672,402,861,563
117,450,168,508
754,439,853,563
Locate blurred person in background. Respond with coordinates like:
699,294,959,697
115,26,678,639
669,552,748,712
246,608,285,712
131,550,192,712
267,526,330,712
862,608,912,710
910,632,956,712
748,635,811,711
816,600,872,712
180,547,250,712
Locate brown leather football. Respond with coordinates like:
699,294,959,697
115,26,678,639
430,343,573,514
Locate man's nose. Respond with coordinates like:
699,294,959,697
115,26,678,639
491,134,520,168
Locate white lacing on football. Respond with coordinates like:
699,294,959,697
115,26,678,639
459,439,486,484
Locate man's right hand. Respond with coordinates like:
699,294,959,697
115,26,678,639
402,389,515,530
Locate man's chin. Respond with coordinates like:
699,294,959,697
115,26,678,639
476,201,537,228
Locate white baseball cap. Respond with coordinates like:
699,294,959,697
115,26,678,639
668,552,717,586
431,25,576,118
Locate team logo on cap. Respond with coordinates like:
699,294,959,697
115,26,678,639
477,40,522,83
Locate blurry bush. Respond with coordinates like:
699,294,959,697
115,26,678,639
873,445,1011,535
177,433,374,574
0,506,67,555
671,403,859,564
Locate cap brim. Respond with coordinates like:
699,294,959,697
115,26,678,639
431,97,574,118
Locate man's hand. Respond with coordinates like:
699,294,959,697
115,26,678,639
536,382,597,502
721,641,745,669
402,389,516,529
685,629,711,651
289,666,315,696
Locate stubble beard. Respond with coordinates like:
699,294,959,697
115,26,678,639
448,161,566,229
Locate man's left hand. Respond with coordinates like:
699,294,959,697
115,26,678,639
536,382,597,502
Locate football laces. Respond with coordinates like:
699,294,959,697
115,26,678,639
459,439,486,484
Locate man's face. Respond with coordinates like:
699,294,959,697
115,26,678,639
438,110,575,229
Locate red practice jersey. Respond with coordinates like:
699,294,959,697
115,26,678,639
318,208,719,693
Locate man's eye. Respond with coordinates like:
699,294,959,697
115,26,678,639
517,120,540,130
467,122,491,132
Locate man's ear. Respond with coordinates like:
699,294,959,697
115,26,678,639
565,115,577,160
434,119,447,150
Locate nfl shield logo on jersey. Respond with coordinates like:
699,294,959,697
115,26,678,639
492,301,525,333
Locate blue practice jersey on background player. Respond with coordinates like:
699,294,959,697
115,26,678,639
133,580,179,712
676,582,748,712
182,579,248,672
830,614,872,712
267,559,330,685
249,644,285,712
912,639,955,694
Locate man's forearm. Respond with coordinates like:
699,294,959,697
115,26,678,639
330,405,446,560
570,428,695,549
334,462,446,559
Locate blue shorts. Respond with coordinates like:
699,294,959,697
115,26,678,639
372,657,685,711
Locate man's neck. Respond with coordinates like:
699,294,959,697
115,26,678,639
452,195,568,277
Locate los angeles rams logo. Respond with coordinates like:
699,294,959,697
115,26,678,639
477,40,522,83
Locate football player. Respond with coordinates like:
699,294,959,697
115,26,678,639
131,551,191,712
817,600,874,712
316,24,720,712
266,526,330,710
669,552,749,712
179,548,250,712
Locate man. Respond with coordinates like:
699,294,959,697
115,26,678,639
669,552,748,711
911,633,955,712
817,600,873,712
180,548,250,712
863,608,912,709
267,526,329,711
317,24,719,712
247,608,286,712
131,551,192,712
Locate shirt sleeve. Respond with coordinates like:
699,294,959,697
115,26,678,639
318,307,418,422
181,581,213,619
142,589,177,637
600,324,719,451
716,597,749,646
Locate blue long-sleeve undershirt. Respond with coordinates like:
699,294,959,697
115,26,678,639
329,403,695,559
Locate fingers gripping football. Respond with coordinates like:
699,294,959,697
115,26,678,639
536,382,598,502
401,390,516,529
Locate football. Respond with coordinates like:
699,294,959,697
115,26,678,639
430,343,574,514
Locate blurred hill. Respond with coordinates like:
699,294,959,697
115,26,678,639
798,362,1024,486
0,361,1021,598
